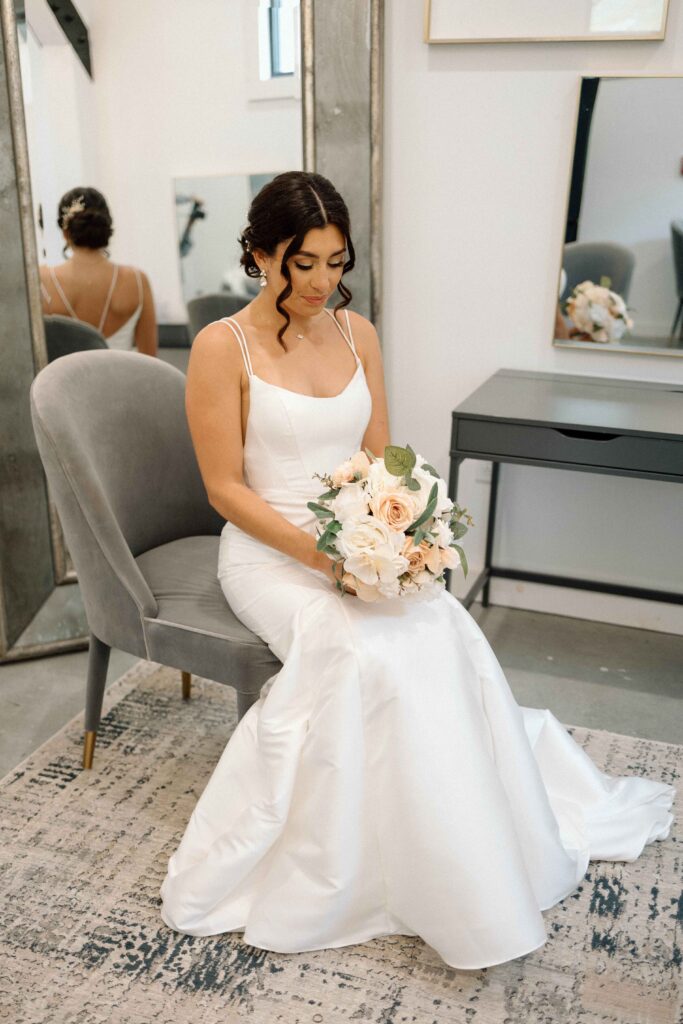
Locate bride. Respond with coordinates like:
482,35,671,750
159,170,675,970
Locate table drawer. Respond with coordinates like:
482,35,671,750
455,419,683,477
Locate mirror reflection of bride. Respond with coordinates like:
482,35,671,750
39,187,158,356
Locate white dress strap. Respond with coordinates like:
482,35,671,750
97,264,119,333
40,281,52,305
49,266,78,319
220,317,254,377
323,306,357,357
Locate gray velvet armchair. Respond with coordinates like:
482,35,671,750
29,350,280,768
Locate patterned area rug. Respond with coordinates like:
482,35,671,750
0,659,680,1024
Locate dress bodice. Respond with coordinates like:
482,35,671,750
218,308,373,561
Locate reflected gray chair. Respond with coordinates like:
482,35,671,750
29,350,279,768
186,293,250,340
44,314,108,361
561,241,635,303
669,220,683,343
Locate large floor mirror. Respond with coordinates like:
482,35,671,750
553,75,683,359
0,0,383,660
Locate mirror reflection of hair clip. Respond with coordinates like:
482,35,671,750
62,196,86,226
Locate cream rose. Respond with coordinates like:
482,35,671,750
370,491,418,532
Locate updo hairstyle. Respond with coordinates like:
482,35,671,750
58,186,114,252
237,171,355,350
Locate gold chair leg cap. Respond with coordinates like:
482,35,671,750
83,731,96,769
182,671,192,700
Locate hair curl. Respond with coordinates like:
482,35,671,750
237,171,355,350
58,186,113,251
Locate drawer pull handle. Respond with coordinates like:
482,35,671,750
556,429,620,442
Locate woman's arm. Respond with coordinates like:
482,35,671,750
186,322,323,571
134,271,158,356
348,311,391,456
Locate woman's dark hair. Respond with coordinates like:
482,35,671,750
238,171,355,349
58,186,113,253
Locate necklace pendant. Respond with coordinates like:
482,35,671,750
296,333,304,339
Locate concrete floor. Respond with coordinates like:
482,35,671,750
1,603,681,781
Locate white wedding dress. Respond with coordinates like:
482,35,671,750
159,307,676,969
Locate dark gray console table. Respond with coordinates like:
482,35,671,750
447,368,683,609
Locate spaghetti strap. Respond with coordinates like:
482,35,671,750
49,267,78,320
220,317,254,377
97,264,119,333
40,281,52,305
323,306,357,358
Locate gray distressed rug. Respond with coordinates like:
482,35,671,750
0,659,680,1024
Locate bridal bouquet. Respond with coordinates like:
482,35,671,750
307,444,473,602
565,279,634,343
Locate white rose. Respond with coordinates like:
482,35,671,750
332,481,370,523
366,459,402,497
432,518,454,547
411,464,453,518
337,514,409,585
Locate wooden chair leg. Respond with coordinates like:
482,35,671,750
181,671,191,700
83,634,111,769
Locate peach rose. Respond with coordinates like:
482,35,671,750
401,535,427,574
331,459,356,487
349,451,371,478
371,491,417,532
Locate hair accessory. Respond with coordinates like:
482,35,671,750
259,269,268,288
62,196,86,228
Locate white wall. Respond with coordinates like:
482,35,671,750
579,76,683,337
383,5,683,632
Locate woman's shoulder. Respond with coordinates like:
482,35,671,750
343,308,380,355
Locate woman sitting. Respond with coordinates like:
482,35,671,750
40,187,157,356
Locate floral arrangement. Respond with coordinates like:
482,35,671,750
565,278,633,343
307,444,473,602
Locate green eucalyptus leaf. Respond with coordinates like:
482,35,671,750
318,488,340,501
384,445,416,476
452,543,468,577
364,446,378,462
307,501,334,519
408,481,438,531
405,476,421,491
450,521,468,540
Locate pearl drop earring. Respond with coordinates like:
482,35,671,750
259,269,267,288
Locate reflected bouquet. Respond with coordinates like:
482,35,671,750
565,279,634,343
307,444,473,601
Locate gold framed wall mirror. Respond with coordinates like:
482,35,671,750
553,74,683,359
0,0,384,660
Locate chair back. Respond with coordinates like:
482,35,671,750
44,315,108,361
561,241,635,303
186,293,249,340
30,351,224,653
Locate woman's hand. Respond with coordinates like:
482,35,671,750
311,550,357,595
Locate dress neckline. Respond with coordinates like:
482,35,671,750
249,358,364,401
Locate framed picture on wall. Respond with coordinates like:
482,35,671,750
423,0,670,44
